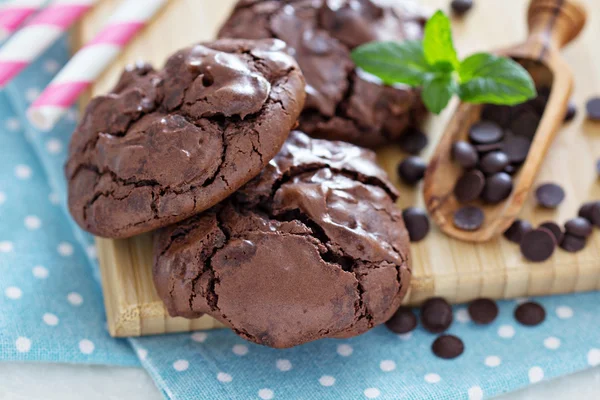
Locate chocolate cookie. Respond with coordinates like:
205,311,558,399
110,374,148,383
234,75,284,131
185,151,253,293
218,0,427,148
66,39,305,238
153,131,411,348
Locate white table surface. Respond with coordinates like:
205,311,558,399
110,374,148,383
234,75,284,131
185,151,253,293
0,362,598,399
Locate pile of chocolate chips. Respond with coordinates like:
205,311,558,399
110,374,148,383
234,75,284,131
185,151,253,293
385,297,546,360
450,88,553,231
505,200,600,262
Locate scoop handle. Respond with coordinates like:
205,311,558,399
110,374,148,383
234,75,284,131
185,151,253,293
527,0,587,49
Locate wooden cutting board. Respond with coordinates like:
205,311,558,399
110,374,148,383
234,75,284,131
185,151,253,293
78,0,600,337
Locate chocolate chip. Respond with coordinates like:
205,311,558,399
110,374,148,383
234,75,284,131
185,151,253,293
453,206,484,231
586,97,600,121
468,298,498,324
421,297,453,333
397,156,426,185
398,128,428,155
535,183,565,208
503,134,531,164
481,104,511,127
454,170,485,203
514,301,545,326
504,164,517,175
520,228,556,262
504,219,533,243
432,334,464,359
480,151,510,175
385,307,417,334
402,207,430,242
564,217,593,238
450,0,473,15
452,141,479,169
560,233,587,252
579,201,600,226
529,93,549,115
539,221,563,244
481,172,513,203
469,121,504,144
564,101,577,122
474,141,504,154
510,111,540,138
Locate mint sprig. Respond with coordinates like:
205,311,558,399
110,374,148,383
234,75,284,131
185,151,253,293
351,10,536,114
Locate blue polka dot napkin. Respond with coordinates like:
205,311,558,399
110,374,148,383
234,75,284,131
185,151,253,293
2,34,600,400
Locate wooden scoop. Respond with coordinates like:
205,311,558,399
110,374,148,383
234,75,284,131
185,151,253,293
423,0,587,243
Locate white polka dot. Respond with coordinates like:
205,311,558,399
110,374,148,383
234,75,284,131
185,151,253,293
5,286,22,299
191,332,207,343
43,313,59,326
497,325,515,339
528,366,544,383
66,108,79,121
44,59,60,74
24,215,41,230
57,242,73,257
79,339,95,354
319,375,335,387
48,192,60,204
424,373,441,384
32,265,49,279
485,356,501,367
217,372,232,383
379,360,396,372
173,359,189,371
46,139,62,154
556,305,573,319
15,337,31,352
364,388,381,398
86,245,97,260
137,348,148,360
455,308,470,323
276,359,292,371
232,344,248,356
258,389,274,400
14,164,31,179
67,292,83,306
587,348,600,366
26,87,40,102
543,336,561,350
0,191,5,205
468,386,484,400
397,332,412,340
6,117,20,131
0,241,14,253
337,344,353,356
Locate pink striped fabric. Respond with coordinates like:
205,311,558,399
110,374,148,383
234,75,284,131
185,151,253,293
32,81,89,107
0,7,36,32
87,22,145,46
27,4,90,27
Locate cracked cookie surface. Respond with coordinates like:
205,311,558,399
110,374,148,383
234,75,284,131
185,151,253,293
153,131,411,348
218,0,428,148
66,38,305,238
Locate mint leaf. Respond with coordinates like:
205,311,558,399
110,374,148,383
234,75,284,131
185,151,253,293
351,40,431,86
423,11,459,70
458,53,536,104
422,73,457,114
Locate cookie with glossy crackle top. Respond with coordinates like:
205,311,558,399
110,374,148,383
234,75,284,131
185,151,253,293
218,0,428,148
66,38,305,238
153,131,411,348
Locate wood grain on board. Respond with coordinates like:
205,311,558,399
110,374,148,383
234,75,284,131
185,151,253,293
74,0,600,337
